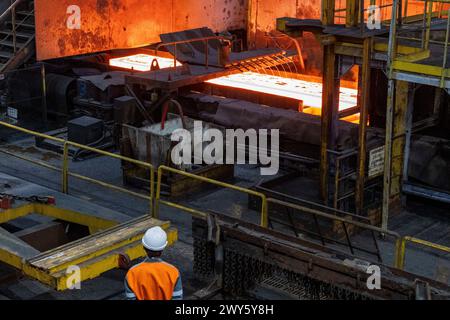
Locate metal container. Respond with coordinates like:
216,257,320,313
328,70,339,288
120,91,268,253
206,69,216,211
122,115,224,170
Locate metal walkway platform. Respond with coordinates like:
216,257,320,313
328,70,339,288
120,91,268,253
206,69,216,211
0,173,177,290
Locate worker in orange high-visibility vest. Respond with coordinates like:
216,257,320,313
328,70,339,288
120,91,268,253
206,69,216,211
124,226,183,300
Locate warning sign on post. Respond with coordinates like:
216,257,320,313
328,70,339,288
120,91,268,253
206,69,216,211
368,146,385,178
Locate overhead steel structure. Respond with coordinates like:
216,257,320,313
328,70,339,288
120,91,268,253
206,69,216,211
278,0,450,229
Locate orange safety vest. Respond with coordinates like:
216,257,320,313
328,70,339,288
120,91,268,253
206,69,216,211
126,261,180,300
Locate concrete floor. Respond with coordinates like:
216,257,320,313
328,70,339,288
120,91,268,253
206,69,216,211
0,132,449,299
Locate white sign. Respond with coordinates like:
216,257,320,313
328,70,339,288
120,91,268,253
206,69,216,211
368,146,385,178
7,107,18,119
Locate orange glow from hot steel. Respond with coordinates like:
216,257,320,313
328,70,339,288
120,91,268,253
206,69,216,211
109,54,181,71
207,72,359,121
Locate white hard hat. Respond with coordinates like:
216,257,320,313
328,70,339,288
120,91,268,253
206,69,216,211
142,226,168,251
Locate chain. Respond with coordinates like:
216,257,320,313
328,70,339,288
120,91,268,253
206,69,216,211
0,193,55,204
193,237,215,279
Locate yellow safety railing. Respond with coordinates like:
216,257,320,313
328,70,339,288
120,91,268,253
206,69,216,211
387,0,450,86
0,121,155,214
396,236,450,270
155,165,268,227
2,121,450,273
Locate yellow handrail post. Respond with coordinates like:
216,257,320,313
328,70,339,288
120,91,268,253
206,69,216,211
425,0,434,50
150,167,155,217
396,236,450,271
440,8,450,88
395,237,407,269
61,142,69,194
154,166,163,219
260,195,268,228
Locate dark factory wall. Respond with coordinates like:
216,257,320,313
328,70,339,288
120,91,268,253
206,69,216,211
34,0,329,62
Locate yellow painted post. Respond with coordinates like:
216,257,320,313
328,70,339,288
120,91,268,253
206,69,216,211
440,9,450,88
260,195,268,228
150,167,155,216
154,167,163,219
61,142,69,194
395,237,407,269
391,80,409,198
424,0,433,50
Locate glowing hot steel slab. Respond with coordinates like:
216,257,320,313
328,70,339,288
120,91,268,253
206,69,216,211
109,54,181,71
206,72,358,111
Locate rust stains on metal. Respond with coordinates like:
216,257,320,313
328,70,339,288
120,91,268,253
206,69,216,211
35,0,249,61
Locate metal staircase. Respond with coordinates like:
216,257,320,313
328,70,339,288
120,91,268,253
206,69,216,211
0,0,35,72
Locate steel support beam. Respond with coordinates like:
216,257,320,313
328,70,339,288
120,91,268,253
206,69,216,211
391,80,409,198
382,78,395,230
322,0,335,25
402,85,416,189
382,0,398,230
320,44,339,204
346,0,360,27
355,38,372,214
382,79,409,229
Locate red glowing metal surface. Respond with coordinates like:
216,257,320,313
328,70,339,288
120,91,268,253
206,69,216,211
109,54,181,71
206,72,358,111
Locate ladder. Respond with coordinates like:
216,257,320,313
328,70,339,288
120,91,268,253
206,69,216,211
0,0,35,73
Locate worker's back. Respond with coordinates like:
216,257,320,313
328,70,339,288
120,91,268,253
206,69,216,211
125,258,182,300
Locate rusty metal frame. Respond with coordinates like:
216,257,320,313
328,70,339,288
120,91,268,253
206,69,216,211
154,35,226,69
193,212,450,299
355,37,372,214
267,197,395,263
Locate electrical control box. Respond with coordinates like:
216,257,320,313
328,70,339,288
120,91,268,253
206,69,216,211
68,116,104,145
